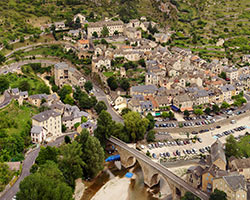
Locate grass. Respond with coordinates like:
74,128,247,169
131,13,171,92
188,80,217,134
238,135,250,157
103,72,114,77
3,66,50,96
0,101,39,136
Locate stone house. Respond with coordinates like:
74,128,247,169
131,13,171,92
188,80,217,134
78,39,90,49
186,166,204,189
32,110,62,138
242,55,250,63
229,157,250,180
87,20,124,38
31,126,47,144
124,27,141,40
91,56,111,72
130,85,158,97
77,121,95,134
213,175,247,200
173,94,193,112
220,84,236,103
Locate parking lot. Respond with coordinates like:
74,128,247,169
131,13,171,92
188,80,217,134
142,114,250,161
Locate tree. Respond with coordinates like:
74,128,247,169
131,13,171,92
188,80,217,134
58,142,85,188
64,94,74,105
38,84,50,94
194,109,204,116
0,162,13,192
212,104,220,113
123,111,149,142
168,111,175,119
184,110,190,117
101,26,109,37
114,30,119,35
20,36,25,43
146,113,155,130
58,85,72,102
92,31,98,38
209,189,227,200
0,76,9,94
84,81,93,93
147,130,155,142
94,110,115,145
0,53,6,64
120,79,130,91
17,170,73,200
77,129,105,178
94,101,107,115
225,135,240,158
64,136,71,144
138,58,146,67
121,108,131,116
36,146,58,166
221,101,230,109
62,124,67,133
161,111,169,119
19,80,30,92
181,191,200,200
219,72,227,80
107,76,118,91
204,107,211,115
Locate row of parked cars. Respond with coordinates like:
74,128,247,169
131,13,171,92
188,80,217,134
155,123,177,128
158,145,211,158
215,126,246,138
184,115,213,121
148,138,202,150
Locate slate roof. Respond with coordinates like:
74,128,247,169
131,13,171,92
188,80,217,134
231,157,250,169
32,110,61,122
29,94,48,100
11,88,19,95
220,84,235,92
31,126,43,134
131,84,158,94
223,175,246,191
20,91,28,97
210,139,226,164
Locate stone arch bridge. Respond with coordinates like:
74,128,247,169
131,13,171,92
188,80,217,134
108,136,209,200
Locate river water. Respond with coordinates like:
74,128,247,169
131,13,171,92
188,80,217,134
81,162,160,200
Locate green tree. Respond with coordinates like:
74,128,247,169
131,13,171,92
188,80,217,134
101,26,109,37
221,101,230,109
219,72,227,80
146,113,155,130
62,124,67,133
0,162,13,192
94,110,115,145
58,142,85,188
0,76,9,94
204,107,211,115
209,189,227,200
77,129,105,178
168,111,175,119
64,94,74,105
120,79,130,91
92,31,98,38
123,111,149,142
107,76,118,91
58,85,72,102
181,191,200,200
64,135,71,144
121,108,131,116
19,80,30,92
225,135,240,158
194,109,203,116
36,146,59,166
37,84,50,94
84,81,93,93
0,53,6,64
94,101,107,115
161,111,169,119
184,110,190,117
138,58,146,67
147,130,155,142
16,171,73,200
212,104,220,113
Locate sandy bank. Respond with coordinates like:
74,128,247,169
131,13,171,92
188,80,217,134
91,177,130,200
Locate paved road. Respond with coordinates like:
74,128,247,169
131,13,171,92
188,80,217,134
0,91,12,109
0,60,60,75
0,132,75,200
109,136,209,200
93,85,123,123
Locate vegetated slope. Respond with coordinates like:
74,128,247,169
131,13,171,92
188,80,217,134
0,0,249,61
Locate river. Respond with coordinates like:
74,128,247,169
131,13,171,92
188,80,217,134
81,162,162,200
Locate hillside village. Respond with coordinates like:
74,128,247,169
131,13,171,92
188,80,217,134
0,6,250,200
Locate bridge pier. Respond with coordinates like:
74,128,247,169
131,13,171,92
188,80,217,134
116,146,136,168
